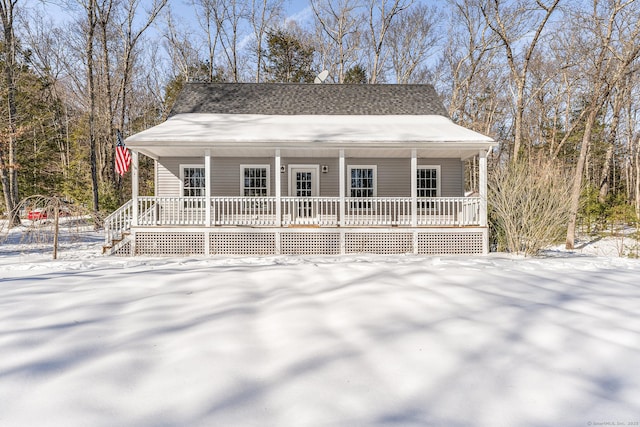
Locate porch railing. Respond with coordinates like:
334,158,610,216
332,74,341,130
213,197,278,226
130,196,481,228
104,199,132,245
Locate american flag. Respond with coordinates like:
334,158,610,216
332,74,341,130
115,130,131,176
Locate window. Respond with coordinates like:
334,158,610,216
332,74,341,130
417,166,440,209
417,166,440,197
241,165,270,196
181,165,206,197
349,166,377,198
348,166,376,210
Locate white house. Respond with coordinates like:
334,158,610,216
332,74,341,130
104,83,494,256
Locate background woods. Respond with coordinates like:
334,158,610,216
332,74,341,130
1,0,639,250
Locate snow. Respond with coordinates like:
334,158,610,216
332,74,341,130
1,231,640,427
125,113,495,144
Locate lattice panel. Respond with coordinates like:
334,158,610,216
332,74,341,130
136,232,205,256
281,232,340,255
211,233,276,255
113,240,131,257
345,233,413,254
418,232,483,255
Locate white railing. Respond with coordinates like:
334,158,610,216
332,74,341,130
416,197,480,226
138,196,207,226
282,197,339,226
212,197,278,226
104,199,133,245
344,197,412,226
118,196,480,229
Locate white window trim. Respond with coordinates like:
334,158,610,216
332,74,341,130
347,165,378,197
180,164,206,197
240,164,271,196
417,165,441,197
288,164,320,197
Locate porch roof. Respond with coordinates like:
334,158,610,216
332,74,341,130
126,113,495,159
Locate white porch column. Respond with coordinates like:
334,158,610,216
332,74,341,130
479,149,488,228
131,150,139,227
275,149,281,226
411,149,417,228
204,150,211,255
275,149,282,255
339,149,345,227
339,149,346,255
479,149,489,255
205,149,211,226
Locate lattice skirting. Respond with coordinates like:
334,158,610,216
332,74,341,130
113,240,131,257
418,232,484,255
135,232,205,256
281,232,340,255
210,233,275,255
345,233,413,255
122,229,486,256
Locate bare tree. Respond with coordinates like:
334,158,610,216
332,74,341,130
216,0,249,81
311,0,363,83
0,0,20,226
84,0,100,215
248,0,283,82
190,0,223,82
161,10,203,81
597,81,629,203
117,0,168,132
480,0,561,163
96,0,116,184
18,11,73,176
386,3,440,84
364,0,411,83
565,0,640,249
441,0,504,137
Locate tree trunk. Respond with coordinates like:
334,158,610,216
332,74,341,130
566,107,599,249
87,0,100,216
598,89,625,203
0,0,21,227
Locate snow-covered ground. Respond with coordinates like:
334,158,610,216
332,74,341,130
1,230,639,427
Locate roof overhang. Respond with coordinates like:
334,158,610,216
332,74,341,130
126,113,495,160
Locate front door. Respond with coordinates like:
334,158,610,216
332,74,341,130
289,166,319,223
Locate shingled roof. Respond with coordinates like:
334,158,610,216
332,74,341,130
169,83,449,117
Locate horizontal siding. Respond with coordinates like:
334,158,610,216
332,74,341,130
347,158,409,197
283,158,339,197
435,158,464,197
347,157,463,197
212,157,275,196
156,157,197,197
156,156,464,198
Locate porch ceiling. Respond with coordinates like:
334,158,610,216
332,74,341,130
130,146,486,160
127,113,494,160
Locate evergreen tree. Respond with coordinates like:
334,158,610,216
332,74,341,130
262,29,315,83
344,64,367,84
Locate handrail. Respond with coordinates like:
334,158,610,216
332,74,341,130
104,199,133,245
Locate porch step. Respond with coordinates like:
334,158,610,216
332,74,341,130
102,232,130,254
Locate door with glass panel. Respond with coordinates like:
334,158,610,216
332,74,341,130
289,167,318,223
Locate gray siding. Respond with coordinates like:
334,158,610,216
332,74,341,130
212,157,275,196
156,157,198,196
155,156,464,197
346,157,463,197
283,158,339,196
436,158,465,197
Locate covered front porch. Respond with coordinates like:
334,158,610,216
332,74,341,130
104,146,489,256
